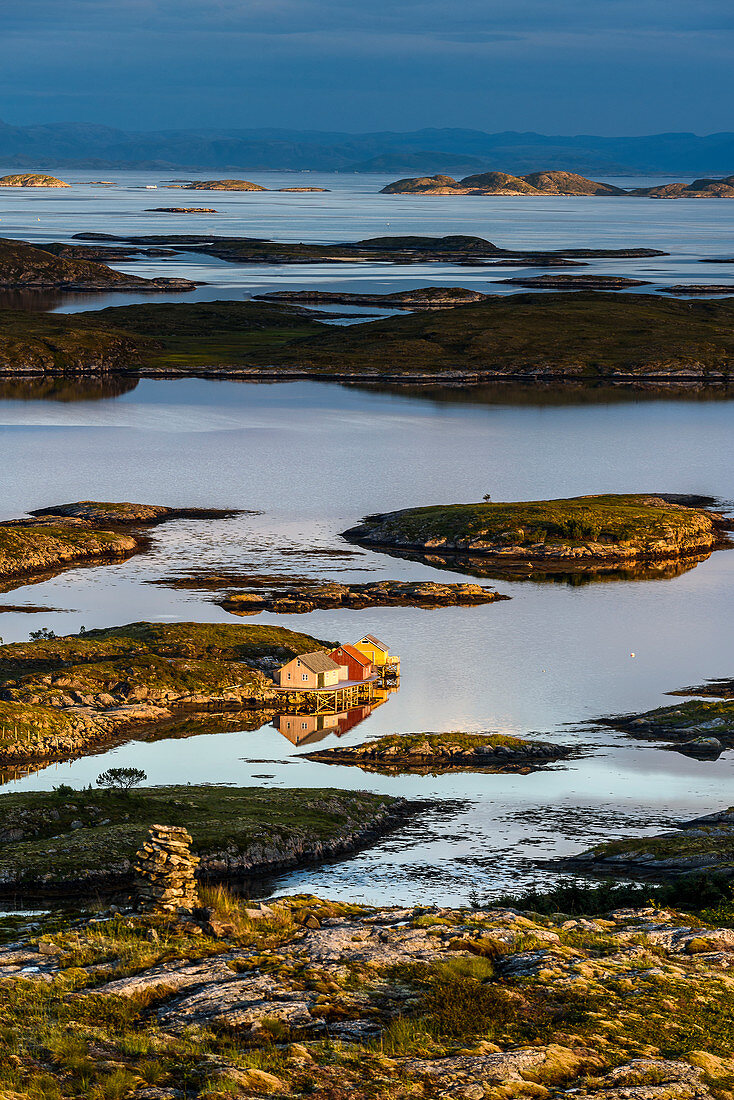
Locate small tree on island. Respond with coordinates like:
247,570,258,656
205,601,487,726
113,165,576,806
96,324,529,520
96,767,146,792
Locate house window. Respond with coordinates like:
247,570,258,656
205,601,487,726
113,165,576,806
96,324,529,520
301,722,308,729
302,673,308,681
287,672,291,680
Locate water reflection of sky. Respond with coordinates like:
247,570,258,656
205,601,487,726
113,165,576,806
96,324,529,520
0,378,732,903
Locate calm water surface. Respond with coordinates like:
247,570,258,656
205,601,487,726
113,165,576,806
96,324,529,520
0,169,733,313
0,379,733,905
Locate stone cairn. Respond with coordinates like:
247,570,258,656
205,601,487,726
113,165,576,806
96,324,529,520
133,824,201,914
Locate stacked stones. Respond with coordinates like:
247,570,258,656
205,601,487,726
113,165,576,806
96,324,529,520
133,824,200,913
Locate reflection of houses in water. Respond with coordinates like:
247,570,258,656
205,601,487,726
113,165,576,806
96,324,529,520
274,703,375,746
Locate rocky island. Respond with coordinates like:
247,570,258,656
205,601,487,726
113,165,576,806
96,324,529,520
382,170,628,196
0,500,238,585
69,230,666,265
2,886,734,1100
0,784,406,895
383,170,734,198
0,172,70,187
0,620,333,767
6,292,734,389
305,730,572,773
211,578,510,615
256,286,489,309
343,494,730,572
0,237,195,290
566,807,734,879
600,674,734,756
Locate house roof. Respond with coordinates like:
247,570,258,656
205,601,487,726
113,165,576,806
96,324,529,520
331,644,372,667
359,634,389,652
295,651,342,674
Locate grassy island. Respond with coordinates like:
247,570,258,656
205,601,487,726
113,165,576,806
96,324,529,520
0,521,138,585
568,808,734,880
602,675,734,753
0,785,405,894
0,238,195,290
306,730,571,773
0,500,238,586
0,621,331,766
5,292,734,386
343,493,728,570
2,890,734,1100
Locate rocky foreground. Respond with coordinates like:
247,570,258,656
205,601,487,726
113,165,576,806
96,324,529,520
3,891,734,1099
306,731,572,773
0,621,330,765
343,494,730,570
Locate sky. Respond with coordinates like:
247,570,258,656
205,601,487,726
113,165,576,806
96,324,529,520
0,0,733,134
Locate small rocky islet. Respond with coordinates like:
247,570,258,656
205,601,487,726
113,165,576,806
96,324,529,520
343,493,732,571
305,730,572,773
216,578,509,615
0,172,70,187
599,674,734,757
566,807,734,880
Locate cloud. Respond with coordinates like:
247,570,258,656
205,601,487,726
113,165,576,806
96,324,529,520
0,0,731,130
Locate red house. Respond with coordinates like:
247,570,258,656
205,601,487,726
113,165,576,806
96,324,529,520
329,644,374,682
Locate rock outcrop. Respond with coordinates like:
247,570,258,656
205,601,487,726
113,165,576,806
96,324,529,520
343,494,729,569
0,238,195,290
381,170,628,196
133,825,200,913
219,579,509,615
306,731,572,773
0,173,70,188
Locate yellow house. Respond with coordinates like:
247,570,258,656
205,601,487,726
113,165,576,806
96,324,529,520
353,634,390,668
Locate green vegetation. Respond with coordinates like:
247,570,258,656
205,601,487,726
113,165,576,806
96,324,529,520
569,812,734,879
75,299,329,370
2,889,734,1099
344,493,722,564
0,785,399,890
260,293,734,379
5,293,734,384
0,521,138,582
0,621,332,764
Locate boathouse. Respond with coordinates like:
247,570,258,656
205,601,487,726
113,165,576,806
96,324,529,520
353,634,390,667
329,644,374,682
276,651,342,689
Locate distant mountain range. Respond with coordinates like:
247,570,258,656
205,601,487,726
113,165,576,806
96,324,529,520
0,121,733,175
